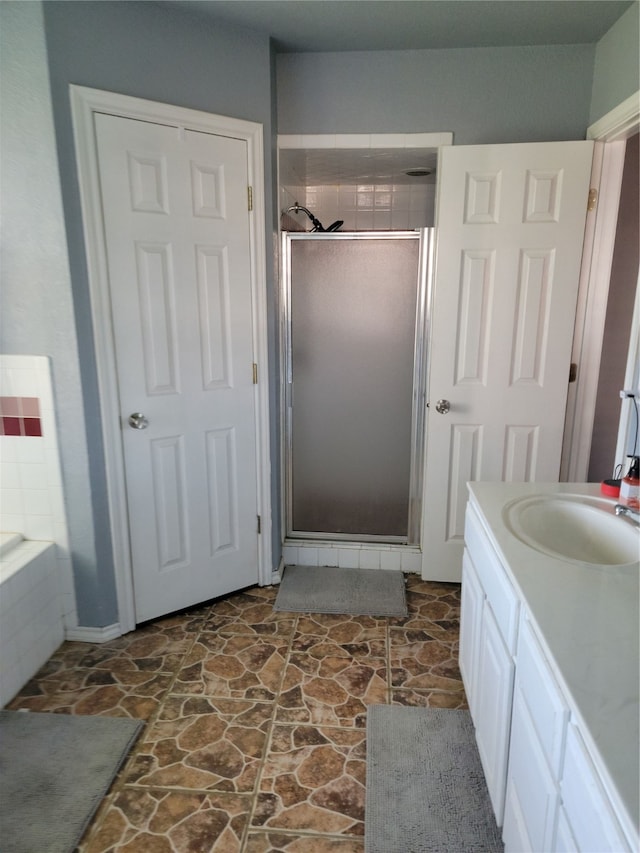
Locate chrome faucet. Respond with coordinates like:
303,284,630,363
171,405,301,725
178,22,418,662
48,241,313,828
614,504,640,527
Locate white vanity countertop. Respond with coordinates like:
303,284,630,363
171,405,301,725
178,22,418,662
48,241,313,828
467,481,639,843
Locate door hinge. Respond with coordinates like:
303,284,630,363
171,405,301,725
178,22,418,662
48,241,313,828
252,363,258,384
587,188,598,212
257,515,261,534
248,186,253,211
569,362,578,383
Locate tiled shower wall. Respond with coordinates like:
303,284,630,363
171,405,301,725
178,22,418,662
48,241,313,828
281,181,436,231
0,355,76,626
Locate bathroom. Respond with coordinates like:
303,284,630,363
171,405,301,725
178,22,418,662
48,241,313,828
1,0,638,700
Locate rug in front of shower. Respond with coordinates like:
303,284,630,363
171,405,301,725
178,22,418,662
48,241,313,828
274,564,408,616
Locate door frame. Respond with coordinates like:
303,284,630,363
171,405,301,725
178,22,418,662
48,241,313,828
560,90,640,481
281,229,432,546
70,85,272,634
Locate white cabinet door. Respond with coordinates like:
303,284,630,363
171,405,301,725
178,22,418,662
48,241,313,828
423,141,593,581
554,807,578,852
474,600,515,826
561,725,630,852
503,686,560,853
459,548,483,717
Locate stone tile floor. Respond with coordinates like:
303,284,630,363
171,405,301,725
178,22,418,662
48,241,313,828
7,573,465,852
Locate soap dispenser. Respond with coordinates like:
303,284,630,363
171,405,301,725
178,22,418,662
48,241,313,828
619,456,640,509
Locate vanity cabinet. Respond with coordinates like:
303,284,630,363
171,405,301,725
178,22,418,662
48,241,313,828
459,550,483,717
559,724,630,852
502,614,569,852
461,505,519,825
462,493,636,853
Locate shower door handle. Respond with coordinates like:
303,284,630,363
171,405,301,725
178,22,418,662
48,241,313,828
435,399,451,414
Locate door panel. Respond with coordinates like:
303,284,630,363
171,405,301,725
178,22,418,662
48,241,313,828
95,113,258,622
423,141,593,580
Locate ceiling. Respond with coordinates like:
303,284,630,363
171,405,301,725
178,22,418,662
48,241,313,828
161,0,635,188
167,1,634,53
279,146,440,187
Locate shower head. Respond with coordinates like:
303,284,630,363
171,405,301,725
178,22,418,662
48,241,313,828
283,204,342,232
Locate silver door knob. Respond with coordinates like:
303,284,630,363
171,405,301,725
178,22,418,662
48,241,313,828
128,412,149,429
435,399,451,414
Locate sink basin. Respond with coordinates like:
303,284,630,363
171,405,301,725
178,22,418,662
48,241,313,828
503,494,639,566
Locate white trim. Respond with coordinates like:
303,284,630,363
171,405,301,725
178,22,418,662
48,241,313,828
65,623,122,644
561,94,639,481
561,140,626,480
70,86,272,634
587,90,640,142
278,132,453,150
614,269,640,470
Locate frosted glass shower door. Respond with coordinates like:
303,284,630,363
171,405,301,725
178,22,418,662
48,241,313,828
286,232,424,540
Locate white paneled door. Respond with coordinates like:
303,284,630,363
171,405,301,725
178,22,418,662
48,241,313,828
95,113,259,622
423,141,593,581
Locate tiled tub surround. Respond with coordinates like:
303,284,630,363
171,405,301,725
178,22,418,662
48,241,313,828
280,182,436,232
7,575,465,851
0,395,43,436
0,535,62,707
0,355,75,702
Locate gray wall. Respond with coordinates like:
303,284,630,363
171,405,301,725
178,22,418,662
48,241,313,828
4,0,637,628
590,1,640,124
276,45,595,142
0,2,115,626
40,0,277,625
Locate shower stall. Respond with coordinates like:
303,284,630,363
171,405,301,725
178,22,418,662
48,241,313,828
281,229,433,548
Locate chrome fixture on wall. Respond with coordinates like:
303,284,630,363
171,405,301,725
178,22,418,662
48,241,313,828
283,203,343,232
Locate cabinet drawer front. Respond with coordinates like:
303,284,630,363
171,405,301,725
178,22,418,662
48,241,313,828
561,725,630,852
516,615,568,776
465,505,519,653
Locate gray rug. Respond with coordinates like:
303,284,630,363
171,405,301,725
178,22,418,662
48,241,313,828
274,565,408,616
365,705,503,852
0,710,143,853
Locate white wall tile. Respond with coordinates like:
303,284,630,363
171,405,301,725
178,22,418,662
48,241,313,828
316,546,339,567
401,551,422,573
297,546,318,567
338,548,360,569
22,489,51,517
359,549,381,570
380,550,403,571
1,463,20,490
24,515,55,542
282,545,298,565
0,489,24,518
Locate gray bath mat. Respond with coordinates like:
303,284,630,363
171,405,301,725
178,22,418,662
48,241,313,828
0,710,143,853
274,565,408,616
365,705,503,852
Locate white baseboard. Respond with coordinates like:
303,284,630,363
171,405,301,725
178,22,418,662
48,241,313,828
65,622,123,644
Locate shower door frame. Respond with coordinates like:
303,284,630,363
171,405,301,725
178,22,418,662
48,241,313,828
281,229,433,548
